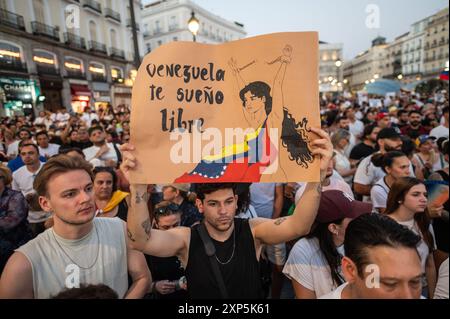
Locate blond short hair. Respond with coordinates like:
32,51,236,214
33,155,93,197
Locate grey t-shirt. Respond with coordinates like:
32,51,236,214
17,217,128,299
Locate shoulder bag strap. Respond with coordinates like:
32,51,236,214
197,223,229,299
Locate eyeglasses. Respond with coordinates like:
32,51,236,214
155,203,180,215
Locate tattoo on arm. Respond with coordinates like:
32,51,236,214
316,183,322,195
135,192,148,205
141,218,151,238
127,228,136,242
274,217,287,226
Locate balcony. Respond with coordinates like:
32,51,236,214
168,24,178,31
0,8,26,31
83,0,102,14
36,64,60,76
31,21,60,41
91,73,107,82
65,69,85,79
438,54,443,60
109,47,125,59
143,30,150,38
104,8,120,23
126,19,140,32
64,32,86,49
88,40,107,54
0,59,27,73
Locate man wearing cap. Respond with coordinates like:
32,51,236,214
283,190,372,298
162,183,202,227
412,135,438,180
354,127,404,201
376,112,391,129
401,110,430,140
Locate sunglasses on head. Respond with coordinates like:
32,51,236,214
155,203,180,215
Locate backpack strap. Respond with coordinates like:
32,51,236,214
197,223,229,299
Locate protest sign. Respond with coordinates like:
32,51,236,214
130,32,320,183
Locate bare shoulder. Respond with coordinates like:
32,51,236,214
0,251,34,298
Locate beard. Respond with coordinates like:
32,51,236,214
385,144,401,152
410,121,421,127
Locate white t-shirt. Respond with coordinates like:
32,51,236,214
56,112,70,123
349,120,364,140
334,149,353,184
319,282,348,299
295,171,353,204
283,237,342,298
430,125,449,140
434,258,449,299
39,143,60,158
81,112,100,127
370,177,390,211
354,153,385,189
355,153,414,202
83,143,119,167
12,162,44,195
6,140,20,157
397,219,436,288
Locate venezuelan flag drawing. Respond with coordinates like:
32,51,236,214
175,118,277,183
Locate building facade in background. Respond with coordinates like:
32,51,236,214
424,7,449,78
319,42,343,93
0,0,144,117
141,0,246,54
401,16,432,83
383,32,408,79
343,37,388,91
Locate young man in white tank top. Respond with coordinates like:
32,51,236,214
0,156,151,299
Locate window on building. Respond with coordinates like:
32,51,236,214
155,20,161,33
0,0,7,10
0,42,23,69
89,21,98,42
110,29,117,48
111,66,124,83
89,61,106,80
173,37,178,41
146,43,151,53
157,40,162,46
33,49,57,68
64,57,83,73
169,16,177,29
33,0,45,23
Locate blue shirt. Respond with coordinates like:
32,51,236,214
7,156,47,173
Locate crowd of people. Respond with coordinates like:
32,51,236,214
0,88,448,299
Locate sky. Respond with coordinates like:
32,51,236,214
144,0,449,60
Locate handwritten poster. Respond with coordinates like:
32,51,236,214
130,32,320,183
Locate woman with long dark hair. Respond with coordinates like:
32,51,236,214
283,190,372,298
371,151,411,213
384,177,437,298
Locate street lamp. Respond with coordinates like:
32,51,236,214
335,60,342,67
188,11,199,42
